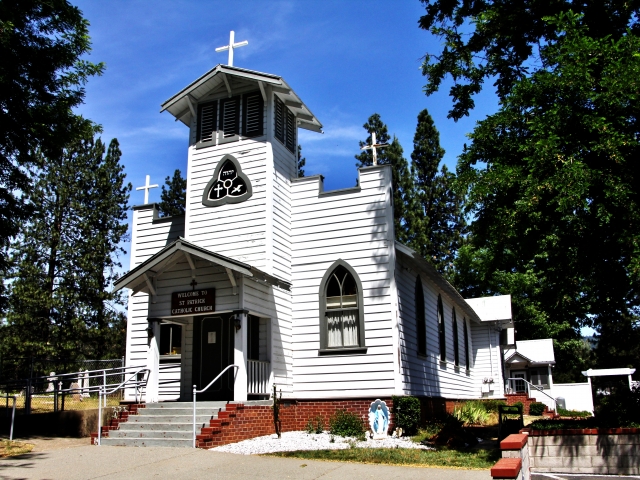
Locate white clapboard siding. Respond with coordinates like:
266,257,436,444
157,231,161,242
290,166,397,398
471,323,504,398
124,206,185,401
396,254,485,399
243,278,293,393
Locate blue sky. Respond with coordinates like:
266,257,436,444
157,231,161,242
74,0,499,199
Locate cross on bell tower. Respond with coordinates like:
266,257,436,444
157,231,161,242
360,132,389,166
136,175,158,204
215,30,248,67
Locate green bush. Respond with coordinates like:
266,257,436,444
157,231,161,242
483,399,507,413
329,409,365,439
511,401,524,412
305,414,325,434
597,387,640,427
529,402,546,416
391,396,421,435
453,401,491,425
557,408,591,418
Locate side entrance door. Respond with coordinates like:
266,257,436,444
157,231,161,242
512,371,527,393
193,315,234,401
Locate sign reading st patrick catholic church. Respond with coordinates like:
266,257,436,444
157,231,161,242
202,154,252,207
171,289,215,316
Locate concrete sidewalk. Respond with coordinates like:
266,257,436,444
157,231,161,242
0,445,492,480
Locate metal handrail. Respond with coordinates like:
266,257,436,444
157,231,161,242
507,377,557,411
97,368,150,446
192,364,239,448
2,395,16,441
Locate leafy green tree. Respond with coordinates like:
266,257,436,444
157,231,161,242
355,114,414,243
159,169,187,217
455,13,640,369
0,1,103,312
297,145,306,178
2,127,131,361
419,0,640,120
408,109,465,276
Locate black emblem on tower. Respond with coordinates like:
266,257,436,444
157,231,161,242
202,154,253,207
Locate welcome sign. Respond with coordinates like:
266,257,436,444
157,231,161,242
170,289,215,316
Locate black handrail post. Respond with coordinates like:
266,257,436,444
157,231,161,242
25,378,31,415
53,380,58,413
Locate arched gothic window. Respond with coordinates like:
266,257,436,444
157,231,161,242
416,277,426,356
453,308,459,367
319,260,366,351
438,295,446,362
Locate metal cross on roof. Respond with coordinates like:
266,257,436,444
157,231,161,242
215,30,248,67
360,132,389,166
136,175,158,204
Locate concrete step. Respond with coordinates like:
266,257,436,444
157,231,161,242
129,414,213,423
100,437,193,448
119,422,204,432
109,429,193,439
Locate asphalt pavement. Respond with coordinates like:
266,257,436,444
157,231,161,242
0,445,492,480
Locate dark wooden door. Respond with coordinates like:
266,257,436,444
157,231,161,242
193,316,234,401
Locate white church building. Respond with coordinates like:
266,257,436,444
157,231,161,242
114,61,515,412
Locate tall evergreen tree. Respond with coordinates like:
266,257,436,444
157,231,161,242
159,169,187,217
0,1,103,313
2,126,131,362
355,114,414,243
409,109,465,276
297,145,306,178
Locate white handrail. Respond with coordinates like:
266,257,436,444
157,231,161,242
507,377,557,411
97,368,150,446
192,364,239,448
2,395,16,441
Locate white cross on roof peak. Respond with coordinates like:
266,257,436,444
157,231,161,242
360,132,389,166
215,31,248,67
136,175,158,204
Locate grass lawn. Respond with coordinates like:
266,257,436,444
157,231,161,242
267,446,500,469
0,440,34,457
1,394,121,414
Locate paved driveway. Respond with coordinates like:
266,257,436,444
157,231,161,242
0,445,492,480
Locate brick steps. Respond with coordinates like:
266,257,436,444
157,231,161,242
505,393,557,418
90,403,145,445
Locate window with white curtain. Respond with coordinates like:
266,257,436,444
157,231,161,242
319,260,366,352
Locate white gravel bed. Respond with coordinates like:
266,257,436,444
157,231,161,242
210,431,434,455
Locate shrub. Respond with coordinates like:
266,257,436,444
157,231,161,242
557,408,591,418
453,401,491,425
305,415,325,434
511,401,524,412
529,402,546,416
329,409,365,439
391,396,421,435
597,387,640,427
483,399,507,413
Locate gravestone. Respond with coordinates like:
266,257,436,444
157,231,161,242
46,372,57,392
81,370,90,397
368,399,390,439
70,382,81,401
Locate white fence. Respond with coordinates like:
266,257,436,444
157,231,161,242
247,359,270,396
550,383,594,413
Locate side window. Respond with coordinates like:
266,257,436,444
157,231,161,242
160,323,182,356
319,260,366,351
218,96,240,144
416,277,426,356
243,92,264,137
438,294,446,362
274,95,296,153
463,317,470,369
197,100,217,144
453,308,459,367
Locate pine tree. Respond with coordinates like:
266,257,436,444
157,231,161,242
159,169,187,217
355,114,414,243
297,145,306,178
409,109,465,276
3,125,131,362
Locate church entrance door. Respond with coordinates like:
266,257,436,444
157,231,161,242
193,315,234,401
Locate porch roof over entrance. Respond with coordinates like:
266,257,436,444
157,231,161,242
113,237,291,293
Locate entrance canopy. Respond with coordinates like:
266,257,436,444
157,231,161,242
113,237,290,294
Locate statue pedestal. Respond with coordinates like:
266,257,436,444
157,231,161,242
372,434,387,440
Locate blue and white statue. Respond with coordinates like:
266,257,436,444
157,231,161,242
368,399,389,439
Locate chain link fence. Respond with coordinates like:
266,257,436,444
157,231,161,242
0,357,125,416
